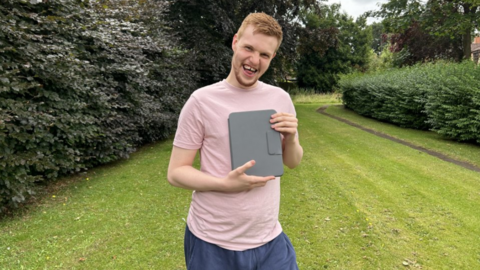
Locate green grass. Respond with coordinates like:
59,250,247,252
0,143,191,269
324,105,480,169
286,104,480,269
2,99,480,269
290,89,342,104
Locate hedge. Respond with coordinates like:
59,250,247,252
424,62,480,142
0,0,198,210
339,61,480,143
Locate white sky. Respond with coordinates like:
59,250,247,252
325,0,390,23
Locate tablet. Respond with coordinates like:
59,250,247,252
228,109,284,177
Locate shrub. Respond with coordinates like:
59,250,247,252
339,66,430,130
424,61,480,143
0,0,198,210
339,61,480,143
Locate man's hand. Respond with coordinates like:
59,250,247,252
223,160,276,192
270,112,298,142
270,112,303,169
168,147,276,192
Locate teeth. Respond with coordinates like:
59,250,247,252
244,65,257,72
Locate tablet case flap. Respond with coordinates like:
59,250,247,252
267,131,282,155
228,109,284,177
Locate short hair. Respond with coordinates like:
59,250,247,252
237,12,283,51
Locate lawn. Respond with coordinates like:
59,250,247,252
1,100,480,269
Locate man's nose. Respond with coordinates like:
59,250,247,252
250,53,260,66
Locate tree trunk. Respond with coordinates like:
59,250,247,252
463,29,472,60
462,3,473,60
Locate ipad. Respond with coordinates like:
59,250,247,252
228,109,284,177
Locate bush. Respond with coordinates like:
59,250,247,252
0,0,198,210
339,61,480,143
339,65,430,130
424,62,480,143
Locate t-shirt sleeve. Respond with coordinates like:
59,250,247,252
173,95,204,150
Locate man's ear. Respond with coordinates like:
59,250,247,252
232,34,238,51
272,52,276,59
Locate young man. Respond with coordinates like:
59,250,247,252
167,12,303,270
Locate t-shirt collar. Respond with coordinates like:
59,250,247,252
222,79,264,92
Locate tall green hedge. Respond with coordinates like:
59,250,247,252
339,61,480,143
0,0,198,210
424,62,480,142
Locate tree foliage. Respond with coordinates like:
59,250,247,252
387,22,464,66
166,0,319,86
374,0,480,64
0,0,197,210
296,4,372,92
370,22,386,55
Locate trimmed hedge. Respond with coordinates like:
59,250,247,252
340,65,431,130
339,61,480,143
0,0,198,210
424,62,480,142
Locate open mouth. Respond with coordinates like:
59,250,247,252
243,65,258,75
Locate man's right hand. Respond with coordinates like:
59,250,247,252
223,160,276,192
168,146,275,192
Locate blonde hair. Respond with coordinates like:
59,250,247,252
237,13,283,51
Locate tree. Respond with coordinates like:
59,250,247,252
423,0,479,59
234,0,319,83
374,0,480,61
296,4,372,92
387,22,463,66
166,0,236,86
166,0,319,86
370,22,386,54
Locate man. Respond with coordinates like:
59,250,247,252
167,12,303,270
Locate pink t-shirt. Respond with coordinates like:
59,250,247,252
173,80,297,251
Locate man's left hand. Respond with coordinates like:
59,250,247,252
270,112,298,141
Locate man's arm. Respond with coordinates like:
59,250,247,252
282,135,303,169
270,112,303,169
167,146,276,192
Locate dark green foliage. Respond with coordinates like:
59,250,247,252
374,0,479,63
166,0,318,86
0,0,198,210
370,22,386,55
386,22,464,67
340,66,430,129
424,62,480,143
166,0,236,86
339,61,480,144
296,4,372,92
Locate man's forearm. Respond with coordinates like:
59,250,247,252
283,137,303,169
167,166,224,191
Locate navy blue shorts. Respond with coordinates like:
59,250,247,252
184,226,299,270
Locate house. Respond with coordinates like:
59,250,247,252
472,36,480,64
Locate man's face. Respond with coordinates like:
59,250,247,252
228,25,278,89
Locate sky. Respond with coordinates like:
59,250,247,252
325,0,390,23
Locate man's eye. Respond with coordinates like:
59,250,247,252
245,46,252,51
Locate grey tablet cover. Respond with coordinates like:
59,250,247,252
228,109,283,177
